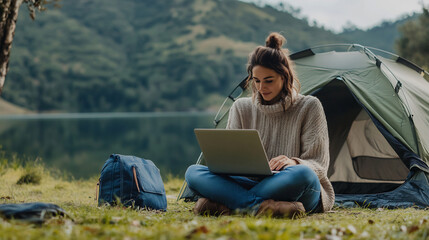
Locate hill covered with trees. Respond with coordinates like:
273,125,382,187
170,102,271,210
2,0,415,112
339,15,418,53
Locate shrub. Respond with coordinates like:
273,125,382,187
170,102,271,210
17,170,42,185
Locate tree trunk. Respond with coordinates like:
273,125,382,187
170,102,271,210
0,0,23,95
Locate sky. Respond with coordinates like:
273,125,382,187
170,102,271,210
241,0,428,32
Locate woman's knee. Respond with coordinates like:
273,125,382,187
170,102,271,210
288,165,319,188
185,164,208,185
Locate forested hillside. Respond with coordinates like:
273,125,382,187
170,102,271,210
2,0,413,112
339,15,418,53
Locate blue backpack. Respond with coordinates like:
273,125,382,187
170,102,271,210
97,154,167,211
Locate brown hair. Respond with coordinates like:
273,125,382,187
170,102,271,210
246,32,300,107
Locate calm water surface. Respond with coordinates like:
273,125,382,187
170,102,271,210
0,112,215,179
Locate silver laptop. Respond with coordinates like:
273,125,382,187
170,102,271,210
194,129,278,176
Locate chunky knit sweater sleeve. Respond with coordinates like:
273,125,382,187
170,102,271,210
290,97,335,212
226,99,244,130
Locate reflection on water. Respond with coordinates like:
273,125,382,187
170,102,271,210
0,112,214,179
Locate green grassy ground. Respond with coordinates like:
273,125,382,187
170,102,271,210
0,98,31,114
1,162,429,240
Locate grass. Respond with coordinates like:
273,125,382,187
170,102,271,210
1,161,429,239
195,36,257,58
0,97,31,114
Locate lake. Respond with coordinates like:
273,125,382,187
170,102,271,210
0,112,215,179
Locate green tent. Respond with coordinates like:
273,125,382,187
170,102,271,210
179,44,429,208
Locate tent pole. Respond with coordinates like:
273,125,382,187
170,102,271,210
176,152,204,201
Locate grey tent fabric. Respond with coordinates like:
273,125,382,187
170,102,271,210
178,44,429,209
335,170,429,208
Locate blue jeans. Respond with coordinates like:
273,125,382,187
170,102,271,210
185,164,321,212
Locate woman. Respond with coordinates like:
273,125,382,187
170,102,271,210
185,32,334,217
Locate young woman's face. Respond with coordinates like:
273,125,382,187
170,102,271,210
252,65,284,102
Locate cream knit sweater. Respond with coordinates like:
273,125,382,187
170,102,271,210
226,93,335,212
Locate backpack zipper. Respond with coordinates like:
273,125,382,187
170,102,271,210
132,166,141,193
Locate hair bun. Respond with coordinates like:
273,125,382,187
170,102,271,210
265,32,286,50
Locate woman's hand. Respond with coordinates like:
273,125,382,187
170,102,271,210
269,155,299,171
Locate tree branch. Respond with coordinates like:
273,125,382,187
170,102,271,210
0,0,23,95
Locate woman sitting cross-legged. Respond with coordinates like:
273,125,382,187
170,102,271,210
185,32,335,217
